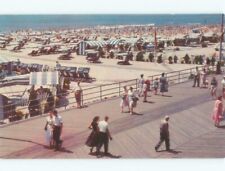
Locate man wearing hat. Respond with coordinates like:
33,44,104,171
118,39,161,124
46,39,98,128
155,115,170,152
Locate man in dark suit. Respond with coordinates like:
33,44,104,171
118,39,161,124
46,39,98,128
155,115,170,151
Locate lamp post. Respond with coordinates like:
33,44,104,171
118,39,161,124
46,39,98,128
217,14,224,74
219,13,224,62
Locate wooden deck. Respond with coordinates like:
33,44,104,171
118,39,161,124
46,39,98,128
1,75,225,158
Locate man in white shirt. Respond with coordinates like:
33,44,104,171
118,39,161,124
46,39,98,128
96,116,112,157
52,110,63,150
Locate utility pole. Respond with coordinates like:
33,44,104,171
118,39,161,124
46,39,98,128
219,13,224,62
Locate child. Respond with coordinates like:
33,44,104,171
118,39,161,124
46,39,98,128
153,78,159,95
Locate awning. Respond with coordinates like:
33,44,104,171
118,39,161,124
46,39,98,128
29,71,59,85
107,39,123,45
86,41,107,47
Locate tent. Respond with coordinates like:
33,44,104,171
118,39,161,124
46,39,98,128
29,71,59,85
78,40,107,55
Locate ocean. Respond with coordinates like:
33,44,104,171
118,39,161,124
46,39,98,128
0,14,223,32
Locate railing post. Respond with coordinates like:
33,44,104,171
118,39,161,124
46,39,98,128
100,85,102,100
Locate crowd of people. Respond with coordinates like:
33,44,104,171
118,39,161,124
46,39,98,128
120,73,169,115
41,68,225,157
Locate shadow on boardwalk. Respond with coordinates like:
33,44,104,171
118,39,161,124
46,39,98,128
0,136,45,147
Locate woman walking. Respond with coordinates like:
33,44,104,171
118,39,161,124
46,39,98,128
160,73,168,96
210,76,218,99
44,111,54,148
221,76,225,99
74,81,82,108
86,116,100,153
120,86,129,113
128,87,138,115
212,96,224,127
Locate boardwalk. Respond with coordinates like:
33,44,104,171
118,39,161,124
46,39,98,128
0,75,225,158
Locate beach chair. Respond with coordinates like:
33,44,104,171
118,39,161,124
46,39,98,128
77,67,90,80
69,67,77,80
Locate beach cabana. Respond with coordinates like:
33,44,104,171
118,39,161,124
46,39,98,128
29,71,59,85
78,40,107,55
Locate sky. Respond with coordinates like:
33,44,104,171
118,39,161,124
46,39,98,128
0,0,224,14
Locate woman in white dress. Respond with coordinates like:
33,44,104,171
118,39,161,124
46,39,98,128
44,111,54,148
120,86,129,113
128,87,138,115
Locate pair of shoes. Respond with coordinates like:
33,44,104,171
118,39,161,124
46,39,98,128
143,100,147,102
104,152,111,156
97,154,102,158
155,147,158,152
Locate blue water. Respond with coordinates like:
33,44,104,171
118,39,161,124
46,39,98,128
0,14,222,33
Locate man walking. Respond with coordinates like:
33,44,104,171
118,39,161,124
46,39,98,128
52,110,63,151
96,116,112,157
192,66,200,87
155,115,170,152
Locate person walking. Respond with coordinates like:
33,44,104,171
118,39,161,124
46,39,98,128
52,110,63,151
143,80,148,102
120,86,129,113
155,115,170,152
86,116,100,154
74,81,82,108
138,74,145,97
192,66,200,87
160,73,168,96
152,78,159,95
128,87,138,115
96,116,113,157
44,111,54,148
212,96,224,127
210,76,218,99
200,68,207,88
221,76,225,99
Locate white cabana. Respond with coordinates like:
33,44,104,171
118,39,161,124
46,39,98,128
29,71,59,85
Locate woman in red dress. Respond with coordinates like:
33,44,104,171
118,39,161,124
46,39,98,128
212,96,224,127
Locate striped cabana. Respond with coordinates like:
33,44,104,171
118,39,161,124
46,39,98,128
29,71,59,85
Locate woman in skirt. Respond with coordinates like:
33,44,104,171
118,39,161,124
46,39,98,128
128,87,138,115
210,76,218,99
160,73,168,96
44,111,54,148
120,86,129,113
212,96,224,127
85,116,100,153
